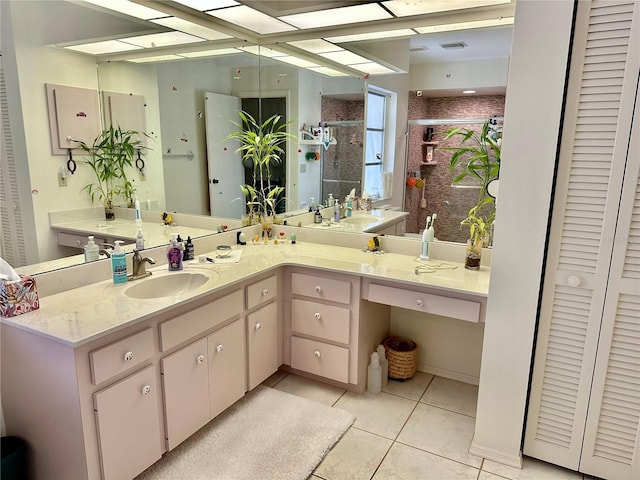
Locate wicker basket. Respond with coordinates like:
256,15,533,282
383,337,418,380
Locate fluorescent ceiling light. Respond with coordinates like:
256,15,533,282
319,50,371,65
127,54,185,63
287,39,341,54
151,17,232,40
382,0,511,17
275,56,320,68
118,31,204,48
307,66,350,77
64,40,143,55
326,29,416,44
172,0,238,10
415,17,514,34
81,0,169,20
239,45,286,58
180,48,241,58
350,62,395,75
207,6,296,34
280,4,391,29
463,90,477,94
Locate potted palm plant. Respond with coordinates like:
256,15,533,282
227,111,293,237
76,125,145,220
443,119,501,268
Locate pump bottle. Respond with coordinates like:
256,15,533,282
167,235,183,271
84,236,99,263
367,352,382,394
136,226,145,251
420,216,434,260
111,241,128,284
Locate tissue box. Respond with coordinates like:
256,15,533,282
1,275,39,317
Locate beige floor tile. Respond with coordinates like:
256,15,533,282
420,376,478,417
372,443,479,480
333,391,417,439
479,472,510,480
482,457,583,479
397,403,483,468
314,428,392,480
272,374,346,406
261,370,288,388
382,372,434,401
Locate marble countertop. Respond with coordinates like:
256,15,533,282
300,209,408,233
2,241,489,348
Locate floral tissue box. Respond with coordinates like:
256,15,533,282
1,275,39,317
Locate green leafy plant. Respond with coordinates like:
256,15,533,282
76,125,146,213
226,111,294,221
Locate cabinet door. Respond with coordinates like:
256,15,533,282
94,365,163,480
161,338,210,450
208,319,246,418
247,302,279,390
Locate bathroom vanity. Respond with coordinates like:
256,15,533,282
1,238,488,479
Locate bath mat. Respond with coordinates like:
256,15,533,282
136,385,355,480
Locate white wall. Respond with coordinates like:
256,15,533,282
409,57,509,92
470,0,576,467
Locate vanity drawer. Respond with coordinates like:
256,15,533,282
246,275,277,310
90,328,154,385
160,289,242,351
290,336,349,384
291,273,351,304
367,283,480,323
291,299,350,344
58,231,107,250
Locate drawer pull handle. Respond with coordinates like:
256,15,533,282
567,275,581,287
216,344,224,353
314,312,321,320
314,350,321,358
142,385,151,396
255,322,262,331
262,288,270,296
416,299,424,308
76,239,81,246
315,285,322,294
124,351,134,362
197,355,205,364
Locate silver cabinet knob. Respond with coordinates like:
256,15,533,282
567,275,581,287
314,350,321,358
216,344,224,353
314,312,321,320
197,355,205,364
416,299,424,308
255,322,262,330
142,385,151,396
262,288,270,296
124,351,134,362
315,285,322,294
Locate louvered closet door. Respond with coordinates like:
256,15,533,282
524,0,639,474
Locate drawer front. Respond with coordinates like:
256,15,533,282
58,231,107,249
291,299,350,344
290,336,349,383
246,275,278,310
160,289,242,351
90,328,154,385
291,272,351,305
367,283,480,323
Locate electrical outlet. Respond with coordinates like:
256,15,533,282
58,173,68,187
138,170,146,181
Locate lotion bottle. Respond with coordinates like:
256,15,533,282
136,226,145,251
167,235,183,271
367,352,382,394
333,199,340,223
84,236,99,263
420,216,433,260
377,344,389,386
111,241,128,284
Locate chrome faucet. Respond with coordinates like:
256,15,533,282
129,250,155,280
98,249,111,258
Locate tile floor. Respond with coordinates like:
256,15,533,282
263,371,587,480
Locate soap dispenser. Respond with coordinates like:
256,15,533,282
135,226,145,251
84,236,99,263
327,193,334,207
314,207,323,224
111,241,128,284
167,235,183,271
184,236,195,261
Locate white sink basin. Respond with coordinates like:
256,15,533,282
341,215,379,226
304,223,344,230
124,271,215,299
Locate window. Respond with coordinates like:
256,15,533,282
364,91,386,198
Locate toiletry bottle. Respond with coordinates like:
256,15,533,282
327,193,334,207
367,352,382,394
136,226,145,250
376,344,389,386
333,199,340,223
345,196,353,217
84,236,99,263
167,235,183,271
314,207,322,224
420,216,432,260
323,122,330,142
134,197,142,223
184,236,195,260
111,241,128,284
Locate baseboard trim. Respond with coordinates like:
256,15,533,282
469,438,523,468
417,364,480,386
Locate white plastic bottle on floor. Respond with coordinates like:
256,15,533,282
367,352,382,394
377,344,388,386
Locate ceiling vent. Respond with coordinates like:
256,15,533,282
440,42,468,49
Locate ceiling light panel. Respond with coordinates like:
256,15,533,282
207,6,296,34
180,48,241,57
171,0,239,10
151,17,232,40
239,45,286,58
415,17,514,34
64,40,143,55
287,39,341,54
326,29,416,44
307,66,350,77
382,0,511,17
127,54,186,63
118,31,205,48
280,4,391,29
276,56,320,68
350,62,395,74
81,0,169,20
319,50,371,65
